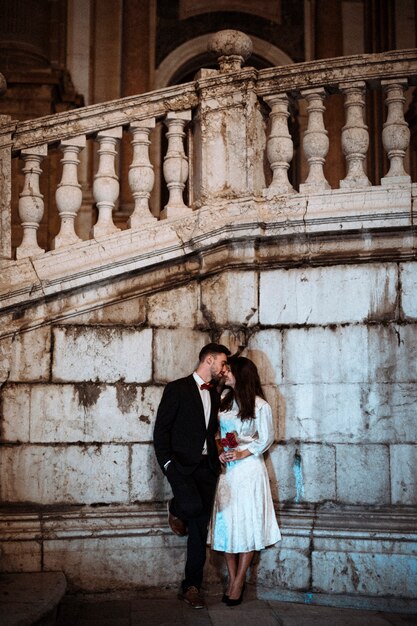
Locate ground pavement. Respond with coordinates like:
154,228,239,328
55,585,417,626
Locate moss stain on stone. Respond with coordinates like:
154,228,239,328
75,383,102,408
115,382,137,414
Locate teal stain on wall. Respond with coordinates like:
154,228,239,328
294,450,305,503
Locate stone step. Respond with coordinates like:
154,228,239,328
0,572,66,626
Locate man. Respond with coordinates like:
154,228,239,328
153,342,231,609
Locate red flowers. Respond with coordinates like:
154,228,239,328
221,432,238,449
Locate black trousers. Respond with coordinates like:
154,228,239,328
166,457,218,591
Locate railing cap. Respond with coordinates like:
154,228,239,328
208,29,253,72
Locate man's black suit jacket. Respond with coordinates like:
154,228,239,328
153,374,221,475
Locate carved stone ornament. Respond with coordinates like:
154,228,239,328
207,29,253,72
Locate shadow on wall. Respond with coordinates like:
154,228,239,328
245,347,285,506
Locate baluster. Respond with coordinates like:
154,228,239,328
161,110,192,219
299,88,330,192
381,79,410,184
16,145,47,259
128,119,157,228
91,127,122,237
263,94,294,197
0,115,14,260
340,81,370,189
52,135,86,249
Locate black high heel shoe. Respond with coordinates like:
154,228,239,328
226,583,245,606
221,593,229,603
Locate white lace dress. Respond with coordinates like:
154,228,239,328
209,397,281,553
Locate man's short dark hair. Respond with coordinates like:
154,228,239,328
199,343,231,362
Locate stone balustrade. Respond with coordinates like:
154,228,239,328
0,41,416,264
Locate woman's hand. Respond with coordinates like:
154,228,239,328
219,451,227,465
223,448,252,462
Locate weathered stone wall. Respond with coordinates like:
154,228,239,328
0,258,416,604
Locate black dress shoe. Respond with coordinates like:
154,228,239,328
226,583,245,606
221,593,229,603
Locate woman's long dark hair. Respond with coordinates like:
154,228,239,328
220,356,265,420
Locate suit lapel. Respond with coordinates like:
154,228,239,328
187,375,206,428
208,389,219,430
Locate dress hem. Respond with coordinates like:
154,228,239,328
208,537,281,553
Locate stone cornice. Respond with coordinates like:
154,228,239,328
0,186,416,337
0,503,416,541
279,503,417,536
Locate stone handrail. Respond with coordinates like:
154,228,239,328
1,34,417,263
256,48,417,94
9,82,198,152
6,49,417,153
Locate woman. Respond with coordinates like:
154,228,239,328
209,356,281,606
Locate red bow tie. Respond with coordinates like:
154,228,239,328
200,383,213,390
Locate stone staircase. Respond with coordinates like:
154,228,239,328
1,32,417,607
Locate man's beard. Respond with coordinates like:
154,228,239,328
210,370,222,382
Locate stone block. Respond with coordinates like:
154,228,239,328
66,296,147,325
296,444,336,502
130,444,171,502
43,535,185,591
267,444,296,503
246,329,283,384
1,385,31,442
147,283,199,327
283,326,369,384
400,262,417,319
0,444,129,504
391,444,417,504
261,385,281,441
9,327,51,382
280,383,361,443
259,264,397,325
0,337,12,383
0,541,41,572
368,324,417,383
257,545,311,590
218,329,247,357
52,327,153,383
21,383,162,443
30,278,149,329
267,443,336,504
359,384,417,443
29,384,84,443
153,328,210,383
312,551,417,597
336,444,390,505
85,384,162,443
201,271,258,326
280,382,417,445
